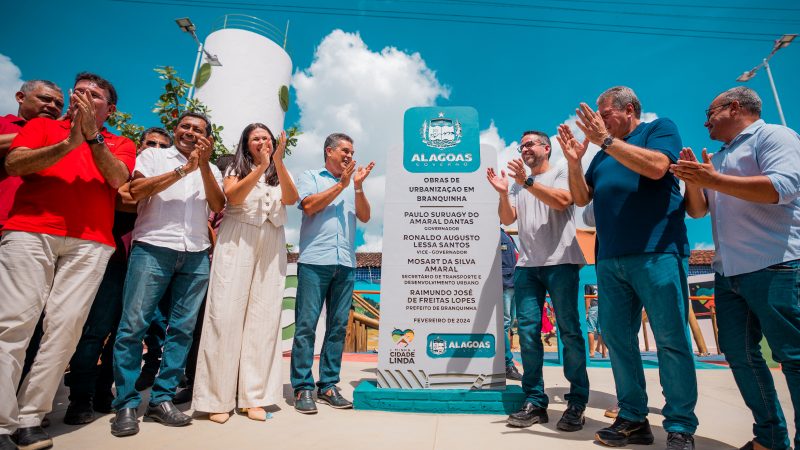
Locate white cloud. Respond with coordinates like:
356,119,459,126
0,54,23,115
693,241,715,250
286,30,449,250
479,121,518,172
357,230,384,252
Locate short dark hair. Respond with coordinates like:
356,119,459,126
323,132,353,161
521,130,552,160
20,80,61,95
176,111,212,137
74,72,118,105
139,127,172,146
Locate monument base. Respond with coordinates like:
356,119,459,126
353,380,525,414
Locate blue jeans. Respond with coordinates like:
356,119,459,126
290,263,355,393
587,305,600,334
113,243,209,409
65,257,126,399
597,253,698,434
141,290,171,376
716,260,800,450
503,287,515,366
515,264,588,408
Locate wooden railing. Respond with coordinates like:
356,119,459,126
344,290,380,352
344,290,720,355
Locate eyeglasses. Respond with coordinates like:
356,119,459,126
517,141,547,153
705,102,732,120
73,87,108,103
144,140,170,149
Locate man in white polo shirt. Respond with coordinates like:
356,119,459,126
110,112,224,437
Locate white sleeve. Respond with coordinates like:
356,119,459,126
133,148,157,178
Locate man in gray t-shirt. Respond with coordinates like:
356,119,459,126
487,130,588,432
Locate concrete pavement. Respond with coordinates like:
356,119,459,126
41,356,792,449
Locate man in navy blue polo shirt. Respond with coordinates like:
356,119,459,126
558,86,697,450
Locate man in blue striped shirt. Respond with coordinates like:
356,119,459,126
672,86,800,450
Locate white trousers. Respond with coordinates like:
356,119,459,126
192,218,286,412
0,231,113,433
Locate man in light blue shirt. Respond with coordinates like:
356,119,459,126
673,86,800,450
290,132,374,414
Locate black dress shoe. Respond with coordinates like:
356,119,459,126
0,434,17,450
666,432,695,450
294,390,318,414
134,370,156,392
317,386,353,409
145,401,192,426
557,403,586,432
505,364,522,381
172,386,193,405
93,392,115,414
595,417,654,447
63,398,95,425
13,426,52,450
507,402,548,428
110,408,139,437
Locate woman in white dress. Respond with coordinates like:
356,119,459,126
192,123,299,423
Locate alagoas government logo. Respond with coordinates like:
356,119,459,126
404,106,480,173
421,112,462,149
426,333,495,358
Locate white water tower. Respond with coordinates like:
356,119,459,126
190,14,293,149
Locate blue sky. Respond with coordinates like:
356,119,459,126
3,0,799,251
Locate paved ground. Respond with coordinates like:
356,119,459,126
42,355,792,450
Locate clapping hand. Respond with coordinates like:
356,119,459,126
486,167,509,193
669,147,717,188
506,159,527,185
557,124,589,165
66,106,85,149
72,89,99,139
257,140,272,170
339,159,356,188
195,135,214,164
354,161,375,189
273,131,287,164
575,103,610,146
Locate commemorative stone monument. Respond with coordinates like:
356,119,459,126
355,107,523,413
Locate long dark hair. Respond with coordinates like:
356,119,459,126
229,123,279,186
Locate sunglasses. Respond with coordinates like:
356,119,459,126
145,140,170,149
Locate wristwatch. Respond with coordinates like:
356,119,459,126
86,133,105,145
524,176,535,187
600,135,614,151
174,165,187,178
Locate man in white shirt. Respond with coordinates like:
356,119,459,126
487,130,588,432
110,112,224,437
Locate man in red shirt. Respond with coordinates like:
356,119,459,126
0,80,64,230
0,72,135,450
